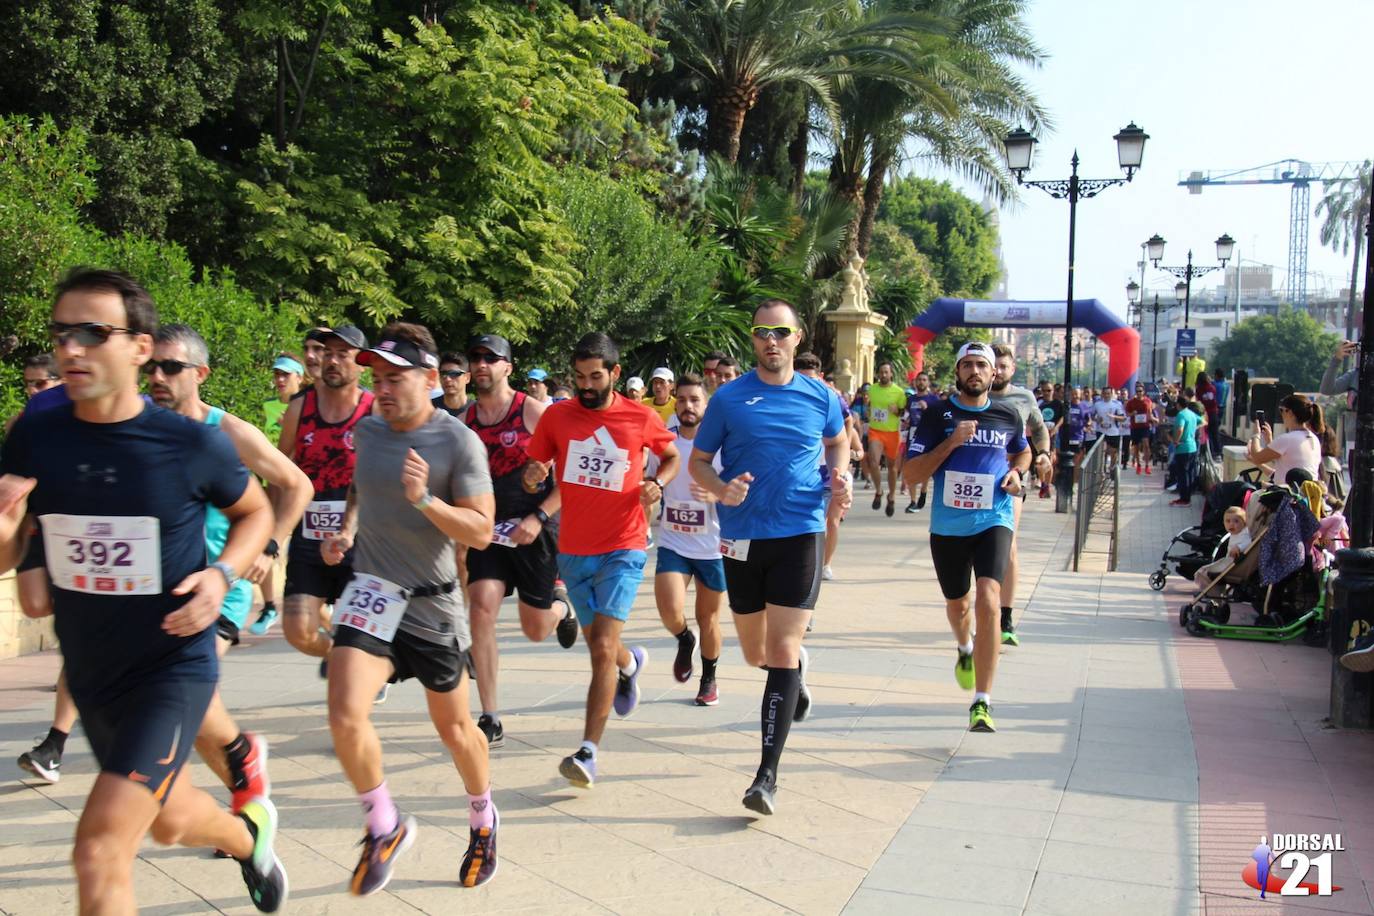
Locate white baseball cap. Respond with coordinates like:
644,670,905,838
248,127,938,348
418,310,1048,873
955,342,995,366
626,376,646,391
650,367,674,383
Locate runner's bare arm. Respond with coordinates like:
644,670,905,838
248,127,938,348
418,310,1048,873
321,484,357,566
825,431,853,507
902,421,976,489
1025,400,1050,453
221,413,313,582
403,448,495,549
275,397,303,458
523,396,562,518
0,475,36,574
164,478,272,636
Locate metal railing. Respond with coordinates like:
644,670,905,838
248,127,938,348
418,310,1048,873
1072,437,1120,571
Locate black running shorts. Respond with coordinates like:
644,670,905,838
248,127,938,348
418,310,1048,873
1129,428,1151,443
216,614,241,646
1105,434,1123,450
79,678,217,804
333,625,472,693
285,547,353,604
465,525,558,610
722,532,824,615
929,527,1014,600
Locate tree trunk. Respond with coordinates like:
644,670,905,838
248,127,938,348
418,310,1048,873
274,40,288,149
856,148,892,261
708,82,758,164
787,112,808,200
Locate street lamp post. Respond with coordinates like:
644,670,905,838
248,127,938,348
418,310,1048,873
1127,282,1168,380
1147,233,1235,329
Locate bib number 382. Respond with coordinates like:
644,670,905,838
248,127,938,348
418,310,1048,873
332,573,408,643
943,471,995,511
41,514,162,595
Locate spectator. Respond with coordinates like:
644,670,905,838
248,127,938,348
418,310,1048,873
1247,394,1322,484
1168,389,1202,506
1194,371,1220,457
1178,354,1207,389
1212,368,1230,415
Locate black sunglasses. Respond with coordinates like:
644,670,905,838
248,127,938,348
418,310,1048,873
440,369,467,379
467,352,506,365
141,359,201,376
49,321,136,347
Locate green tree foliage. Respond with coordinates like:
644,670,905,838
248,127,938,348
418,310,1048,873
1211,309,1341,392
876,174,999,297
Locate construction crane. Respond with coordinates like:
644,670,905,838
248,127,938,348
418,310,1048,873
1179,160,1365,307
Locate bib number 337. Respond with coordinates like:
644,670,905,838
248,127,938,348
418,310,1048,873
564,427,629,492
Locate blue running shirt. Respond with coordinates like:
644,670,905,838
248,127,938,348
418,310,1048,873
694,370,844,540
907,397,1028,537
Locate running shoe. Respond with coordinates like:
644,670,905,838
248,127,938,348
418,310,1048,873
555,599,578,650
695,676,719,706
794,645,811,722
229,733,270,814
1169,498,1191,507
238,796,289,912
885,498,895,518
954,649,975,690
477,714,504,749
968,700,996,733
821,564,834,580
459,805,499,888
916,491,927,511
350,812,416,896
742,770,776,816
1340,632,1374,673
1144,465,1152,476
1134,464,1142,475
613,646,648,717
1001,624,1020,647
17,740,61,784
672,629,697,683
559,747,596,788
248,607,279,636
904,501,918,514
375,683,390,705
871,493,881,510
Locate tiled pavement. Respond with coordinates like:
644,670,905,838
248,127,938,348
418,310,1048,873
1,471,1371,914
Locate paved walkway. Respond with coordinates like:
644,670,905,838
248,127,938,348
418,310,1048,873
0,472,1370,914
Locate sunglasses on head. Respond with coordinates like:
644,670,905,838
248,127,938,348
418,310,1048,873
49,321,136,347
142,359,201,376
467,352,505,365
751,324,797,341
440,369,467,379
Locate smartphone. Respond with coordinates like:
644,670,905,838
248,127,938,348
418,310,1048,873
1254,410,1265,426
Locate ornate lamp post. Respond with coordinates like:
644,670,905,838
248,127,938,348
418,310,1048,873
1147,233,1235,328
1127,281,1168,380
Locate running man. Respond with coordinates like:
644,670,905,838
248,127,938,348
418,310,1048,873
0,268,286,912
1093,386,1127,467
903,342,1031,733
433,352,471,417
462,333,577,749
902,371,941,513
1126,382,1155,475
251,352,305,635
524,332,678,787
320,323,499,892
796,355,860,583
653,373,726,706
865,362,905,516
690,299,851,815
276,325,375,666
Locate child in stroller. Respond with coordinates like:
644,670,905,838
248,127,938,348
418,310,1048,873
1192,506,1251,590
1148,473,1260,590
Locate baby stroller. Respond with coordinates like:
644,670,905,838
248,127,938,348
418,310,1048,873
1178,488,1331,644
1148,470,1262,590
1150,422,1172,468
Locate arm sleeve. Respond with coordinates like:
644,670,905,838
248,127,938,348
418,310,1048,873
194,425,252,510
906,406,942,457
449,425,494,498
1009,430,1029,454
824,391,844,439
0,417,30,477
526,411,556,463
693,397,726,454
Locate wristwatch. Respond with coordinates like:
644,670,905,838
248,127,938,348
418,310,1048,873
533,508,551,525
210,561,239,589
648,476,663,491
263,538,280,558
412,490,434,510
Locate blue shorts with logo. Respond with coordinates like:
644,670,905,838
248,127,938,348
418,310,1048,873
557,550,647,627
655,546,726,592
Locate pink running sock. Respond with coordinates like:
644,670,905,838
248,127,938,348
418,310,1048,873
359,782,400,837
469,786,494,830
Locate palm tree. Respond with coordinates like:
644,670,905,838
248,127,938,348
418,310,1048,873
661,0,949,164
1316,161,1372,342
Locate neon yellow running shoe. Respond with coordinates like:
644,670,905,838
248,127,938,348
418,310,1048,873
969,700,996,733
954,650,974,690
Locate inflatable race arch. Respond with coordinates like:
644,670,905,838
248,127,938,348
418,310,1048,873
905,298,1140,391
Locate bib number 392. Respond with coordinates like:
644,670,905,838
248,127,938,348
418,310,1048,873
41,514,162,595
943,471,995,511
332,573,408,643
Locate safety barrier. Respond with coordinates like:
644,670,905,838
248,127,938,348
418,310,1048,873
1072,438,1119,572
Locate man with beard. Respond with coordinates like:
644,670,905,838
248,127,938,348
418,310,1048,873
524,332,678,788
690,300,851,815
865,362,906,517
276,325,375,669
902,371,941,513
904,342,1031,733
462,333,577,749
988,344,1051,648
652,374,726,706
145,324,313,811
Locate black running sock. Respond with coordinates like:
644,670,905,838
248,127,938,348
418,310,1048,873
44,727,68,755
676,627,692,642
1000,606,1013,629
758,666,800,778
260,601,276,615
224,733,251,773
702,656,718,681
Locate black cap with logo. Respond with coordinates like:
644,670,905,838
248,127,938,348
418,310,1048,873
319,324,368,350
467,334,512,362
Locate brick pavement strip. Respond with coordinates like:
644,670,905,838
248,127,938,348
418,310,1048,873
3,473,1340,914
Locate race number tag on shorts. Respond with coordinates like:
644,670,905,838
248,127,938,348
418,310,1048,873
719,538,751,561
333,573,408,643
1070,438,1082,446
943,471,995,511
563,427,628,492
302,499,346,540
41,514,162,595
1134,413,1148,424
664,500,708,535
871,408,889,424
491,518,522,549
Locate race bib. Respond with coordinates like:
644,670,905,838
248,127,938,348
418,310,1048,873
563,428,629,492
302,499,346,540
1134,413,1148,424
491,517,522,549
943,471,995,511
719,538,751,561
42,514,162,595
1069,438,1082,446
664,500,708,535
332,573,408,643
872,408,889,424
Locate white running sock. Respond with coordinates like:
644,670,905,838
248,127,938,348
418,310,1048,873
620,652,638,678
974,691,990,704
580,740,598,757
958,641,974,655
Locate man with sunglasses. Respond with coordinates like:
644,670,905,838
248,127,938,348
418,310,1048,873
461,333,576,750
904,342,1031,734
690,301,851,815
523,332,678,788
433,352,470,417
0,268,287,912
144,323,313,814
275,325,375,668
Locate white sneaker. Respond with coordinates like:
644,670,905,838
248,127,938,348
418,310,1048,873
821,565,834,580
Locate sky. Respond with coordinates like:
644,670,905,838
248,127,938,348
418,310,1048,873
908,0,1374,322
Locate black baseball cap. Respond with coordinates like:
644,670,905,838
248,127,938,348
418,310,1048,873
319,324,368,350
467,334,512,361
357,335,439,369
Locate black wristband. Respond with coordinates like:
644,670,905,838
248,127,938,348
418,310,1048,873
533,508,550,525
264,538,280,558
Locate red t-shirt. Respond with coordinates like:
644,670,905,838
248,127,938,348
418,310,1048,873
527,393,675,555
1125,396,1154,430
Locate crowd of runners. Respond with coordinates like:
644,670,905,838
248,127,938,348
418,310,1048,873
1,268,1077,912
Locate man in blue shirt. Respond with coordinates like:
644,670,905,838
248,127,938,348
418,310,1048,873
902,371,942,513
903,342,1030,734
691,299,850,816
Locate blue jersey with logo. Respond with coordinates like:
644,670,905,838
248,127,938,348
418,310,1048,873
905,392,941,431
907,396,1028,537
694,370,844,540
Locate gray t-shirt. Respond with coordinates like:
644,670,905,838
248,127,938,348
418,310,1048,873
352,410,492,648
991,383,1049,451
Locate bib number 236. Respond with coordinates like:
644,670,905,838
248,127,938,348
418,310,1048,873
332,574,408,643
